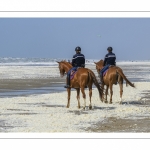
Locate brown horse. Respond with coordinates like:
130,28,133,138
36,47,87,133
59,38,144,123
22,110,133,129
57,61,103,110
94,60,135,104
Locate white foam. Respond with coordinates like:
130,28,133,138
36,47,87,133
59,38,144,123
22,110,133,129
0,66,60,79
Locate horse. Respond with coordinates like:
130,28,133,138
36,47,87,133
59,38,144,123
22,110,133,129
57,61,103,110
94,60,135,104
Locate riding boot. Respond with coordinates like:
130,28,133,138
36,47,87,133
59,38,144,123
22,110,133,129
99,74,104,84
64,76,71,88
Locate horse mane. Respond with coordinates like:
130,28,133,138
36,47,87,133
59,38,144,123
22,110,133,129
94,59,104,68
60,60,72,67
97,59,104,64
94,59,103,64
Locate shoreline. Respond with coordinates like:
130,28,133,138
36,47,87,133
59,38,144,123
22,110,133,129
0,74,147,98
0,77,148,98
0,78,66,97
0,77,66,90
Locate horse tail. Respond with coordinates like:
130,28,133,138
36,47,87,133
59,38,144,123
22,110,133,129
88,70,103,100
116,67,135,88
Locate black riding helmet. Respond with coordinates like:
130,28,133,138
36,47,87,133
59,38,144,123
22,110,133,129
107,47,113,51
75,46,81,51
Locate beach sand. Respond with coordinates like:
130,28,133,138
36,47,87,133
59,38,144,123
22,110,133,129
0,64,150,133
0,80,150,133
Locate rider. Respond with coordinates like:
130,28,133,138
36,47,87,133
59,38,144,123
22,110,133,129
64,46,85,88
100,46,116,84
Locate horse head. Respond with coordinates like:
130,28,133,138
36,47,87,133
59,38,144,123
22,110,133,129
56,61,72,77
94,59,104,73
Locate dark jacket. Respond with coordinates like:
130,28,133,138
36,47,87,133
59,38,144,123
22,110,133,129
72,53,85,67
104,52,116,66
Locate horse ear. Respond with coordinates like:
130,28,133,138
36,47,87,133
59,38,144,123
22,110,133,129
94,62,97,64
56,61,60,63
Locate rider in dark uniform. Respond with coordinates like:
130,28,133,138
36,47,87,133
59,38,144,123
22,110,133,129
64,46,85,88
100,46,116,84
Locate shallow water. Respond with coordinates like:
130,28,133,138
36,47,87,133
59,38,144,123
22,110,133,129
0,61,150,98
0,84,65,98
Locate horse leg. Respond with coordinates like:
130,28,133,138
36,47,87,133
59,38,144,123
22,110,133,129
81,87,86,110
88,87,92,110
105,85,109,103
119,78,123,104
102,84,105,102
109,84,113,104
76,88,80,109
66,88,71,108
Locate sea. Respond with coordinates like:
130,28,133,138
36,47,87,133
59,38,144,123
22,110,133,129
0,57,150,66
0,57,63,66
0,57,150,97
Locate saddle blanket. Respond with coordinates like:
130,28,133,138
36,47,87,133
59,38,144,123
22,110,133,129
102,65,115,76
103,69,108,76
70,70,77,80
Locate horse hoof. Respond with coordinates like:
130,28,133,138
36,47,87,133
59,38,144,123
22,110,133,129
109,102,112,104
104,101,108,103
89,105,92,110
82,107,85,110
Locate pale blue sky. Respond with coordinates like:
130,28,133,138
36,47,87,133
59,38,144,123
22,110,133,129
0,18,150,60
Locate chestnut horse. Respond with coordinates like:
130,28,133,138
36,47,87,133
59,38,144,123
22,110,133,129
57,61,103,110
94,60,135,104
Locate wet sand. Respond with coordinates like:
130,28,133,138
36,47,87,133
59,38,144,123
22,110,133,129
86,117,150,132
0,78,66,97
0,78,65,91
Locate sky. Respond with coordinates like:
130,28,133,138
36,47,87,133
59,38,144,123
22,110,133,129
0,18,150,60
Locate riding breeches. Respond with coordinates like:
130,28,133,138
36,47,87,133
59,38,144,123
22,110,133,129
100,64,110,76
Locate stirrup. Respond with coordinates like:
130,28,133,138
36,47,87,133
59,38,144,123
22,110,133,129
64,85,70,88
99,81,104,85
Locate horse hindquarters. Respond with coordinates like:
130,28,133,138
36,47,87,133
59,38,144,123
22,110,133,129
110,70,123,104
77,70,93,110
104,70,116,104
73,70,88,109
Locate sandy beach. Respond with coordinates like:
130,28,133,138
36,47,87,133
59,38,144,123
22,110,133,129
0,62,150,133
